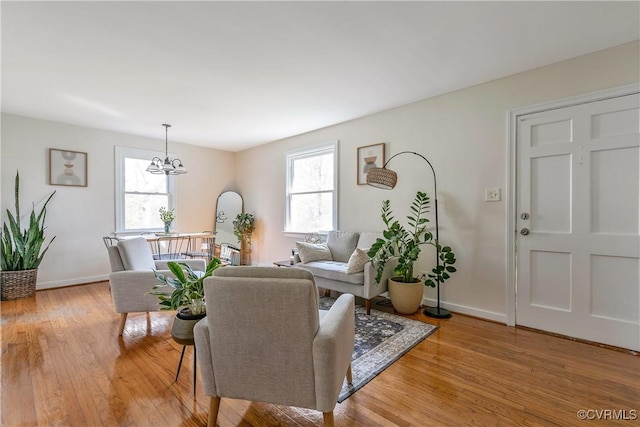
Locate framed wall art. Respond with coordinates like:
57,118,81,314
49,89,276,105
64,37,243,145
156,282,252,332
357,143,385,185
49,148,88,187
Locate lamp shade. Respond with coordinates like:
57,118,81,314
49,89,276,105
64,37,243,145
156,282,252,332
146,162,161,174
366,167,397,189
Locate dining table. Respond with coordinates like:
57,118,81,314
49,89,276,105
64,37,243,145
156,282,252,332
140,231,216,261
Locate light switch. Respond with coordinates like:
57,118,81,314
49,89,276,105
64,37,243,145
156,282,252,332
485,188,501,202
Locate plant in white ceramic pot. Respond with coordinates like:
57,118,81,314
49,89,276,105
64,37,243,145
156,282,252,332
368,191,457,313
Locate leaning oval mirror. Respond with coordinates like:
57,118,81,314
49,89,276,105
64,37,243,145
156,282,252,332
214,191,243,246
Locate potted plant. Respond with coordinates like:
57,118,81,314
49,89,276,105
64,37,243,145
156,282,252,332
159,207,175,234
368,191,456,314
150,258,222,342
0,171,56,300
233,212,255,265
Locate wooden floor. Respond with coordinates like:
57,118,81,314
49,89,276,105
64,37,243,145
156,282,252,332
2,281,638,427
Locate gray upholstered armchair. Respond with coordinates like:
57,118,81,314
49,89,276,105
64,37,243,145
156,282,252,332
194,266,355,427
105,237,205,336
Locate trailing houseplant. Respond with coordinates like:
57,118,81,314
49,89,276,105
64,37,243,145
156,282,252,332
232,213,255,246
367,191,456,313
233,213,255,265
0,171,56,300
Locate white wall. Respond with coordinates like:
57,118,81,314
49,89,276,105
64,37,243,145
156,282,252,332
1,115,236,289
235,41,640,322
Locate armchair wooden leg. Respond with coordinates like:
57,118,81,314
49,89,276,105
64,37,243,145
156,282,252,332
208,396,220,427
117,313,128,336
346,363,353,385
323,411,335,427
365,299,371,315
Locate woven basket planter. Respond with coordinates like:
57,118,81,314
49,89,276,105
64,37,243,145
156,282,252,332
1,269,38,300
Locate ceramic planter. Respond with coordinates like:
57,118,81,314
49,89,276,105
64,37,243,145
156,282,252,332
388,277,423,314
171,308,206,345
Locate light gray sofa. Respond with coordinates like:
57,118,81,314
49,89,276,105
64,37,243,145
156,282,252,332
294,230,398,314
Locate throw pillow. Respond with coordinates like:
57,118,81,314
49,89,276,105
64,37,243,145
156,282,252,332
296,241,333,264
346,247,370,274
326,231,359,263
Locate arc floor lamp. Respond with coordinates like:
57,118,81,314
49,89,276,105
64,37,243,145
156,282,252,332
366,150,452,319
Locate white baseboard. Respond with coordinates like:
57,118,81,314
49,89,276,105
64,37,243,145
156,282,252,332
34,274,507,325
421,297,507,324
37,274,109,290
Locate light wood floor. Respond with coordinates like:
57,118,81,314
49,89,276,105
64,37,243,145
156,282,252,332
2,281,638,426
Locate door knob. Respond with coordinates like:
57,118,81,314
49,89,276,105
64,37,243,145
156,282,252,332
520,228,530,236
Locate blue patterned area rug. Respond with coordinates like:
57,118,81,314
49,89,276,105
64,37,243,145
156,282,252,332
319,296,438,402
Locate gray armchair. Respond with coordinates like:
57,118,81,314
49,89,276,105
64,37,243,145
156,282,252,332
104,237,205,336
194,266,355,427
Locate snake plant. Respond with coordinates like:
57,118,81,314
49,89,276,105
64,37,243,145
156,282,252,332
1,171,56,271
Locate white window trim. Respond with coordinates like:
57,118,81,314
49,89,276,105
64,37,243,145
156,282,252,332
114,146,177,234
284,141,338,234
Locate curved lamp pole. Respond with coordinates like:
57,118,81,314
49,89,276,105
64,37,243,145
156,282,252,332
366,151,451,319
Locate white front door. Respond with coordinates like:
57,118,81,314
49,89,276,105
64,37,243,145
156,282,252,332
516,92,640,350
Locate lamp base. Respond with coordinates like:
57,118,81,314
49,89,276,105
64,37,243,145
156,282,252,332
423,306,452,319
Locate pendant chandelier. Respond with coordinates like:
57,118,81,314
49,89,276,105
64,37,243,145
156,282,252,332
146,123,187,175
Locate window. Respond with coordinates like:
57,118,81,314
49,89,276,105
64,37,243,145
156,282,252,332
285,142,337,233
115,147,176,233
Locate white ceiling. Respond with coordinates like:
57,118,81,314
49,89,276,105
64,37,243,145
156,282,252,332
2,1,639,152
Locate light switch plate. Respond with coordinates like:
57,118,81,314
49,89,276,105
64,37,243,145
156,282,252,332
485,188,501,202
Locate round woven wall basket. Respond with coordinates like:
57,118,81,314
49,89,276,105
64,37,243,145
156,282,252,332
1,269,38,300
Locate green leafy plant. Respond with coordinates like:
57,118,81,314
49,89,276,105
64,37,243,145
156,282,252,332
233,213,255,246
368,191,432,283
367,191,456,287
159,207,175,224
0,171,56,271
425,244,457,288
150,257,222,315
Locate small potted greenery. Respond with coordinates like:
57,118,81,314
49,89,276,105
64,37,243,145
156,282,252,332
233,213,255,246
0,171,56,300
368,191,456,314
150,258,222,342
233,213,255,265
159,207,175,234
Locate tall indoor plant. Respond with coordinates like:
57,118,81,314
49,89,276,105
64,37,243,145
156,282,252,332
368,191,456,314
0,171,56,300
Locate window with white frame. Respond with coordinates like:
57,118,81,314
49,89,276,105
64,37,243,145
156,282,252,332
285,142,337,233
115,147,176,233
